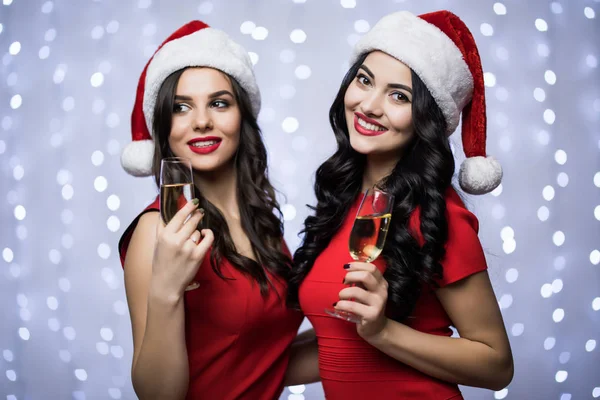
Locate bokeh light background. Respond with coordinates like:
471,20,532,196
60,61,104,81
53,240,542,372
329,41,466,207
1,0,599,399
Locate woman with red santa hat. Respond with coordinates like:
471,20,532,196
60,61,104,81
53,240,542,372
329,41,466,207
118,21,318,399
288,10,514,399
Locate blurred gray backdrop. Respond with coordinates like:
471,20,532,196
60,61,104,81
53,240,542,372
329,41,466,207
1,0,599,399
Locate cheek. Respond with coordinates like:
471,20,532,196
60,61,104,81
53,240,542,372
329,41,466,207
221,116,242,138
169,116,189,140
344,85,362,110
216,113,242,149
224,132,240,152
387,106,413,131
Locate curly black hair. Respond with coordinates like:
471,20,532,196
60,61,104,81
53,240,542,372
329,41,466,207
288,52,456,320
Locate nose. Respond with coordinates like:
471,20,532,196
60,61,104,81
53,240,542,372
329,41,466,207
192,108,213,132
360,90,384,118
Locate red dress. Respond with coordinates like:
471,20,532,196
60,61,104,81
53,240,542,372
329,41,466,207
298,188,488,399
119,197,303,400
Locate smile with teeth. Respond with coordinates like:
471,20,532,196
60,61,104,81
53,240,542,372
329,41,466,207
191,140,220,148
357,116,386,131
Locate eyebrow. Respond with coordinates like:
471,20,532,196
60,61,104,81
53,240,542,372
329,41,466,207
359,65,413,95
174,90,235,101
209,90,234,99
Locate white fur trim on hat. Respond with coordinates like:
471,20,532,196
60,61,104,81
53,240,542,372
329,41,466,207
352,11,473,134
458,156,502,195
120,140,154,177
143,27,261,135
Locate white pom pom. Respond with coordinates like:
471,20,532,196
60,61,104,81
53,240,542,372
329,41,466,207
459,156,502,195
120,140,155,177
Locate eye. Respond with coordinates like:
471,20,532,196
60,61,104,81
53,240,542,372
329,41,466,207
391,92,410,103
173,103,191,113
356,73,371,87
211,99,229,109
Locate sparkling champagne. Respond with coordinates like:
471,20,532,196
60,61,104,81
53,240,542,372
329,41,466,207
160,183,193,224
348,213,391,262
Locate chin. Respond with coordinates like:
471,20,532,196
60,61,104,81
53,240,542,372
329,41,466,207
350,144,373,155
190,159,220,172
349,132,378,155
193,156,237,173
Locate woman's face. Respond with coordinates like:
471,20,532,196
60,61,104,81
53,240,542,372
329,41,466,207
344,51,415,161
168,67,242,173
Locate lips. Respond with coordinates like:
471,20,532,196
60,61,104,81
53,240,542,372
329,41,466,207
188,136,222,155
353,113,388,136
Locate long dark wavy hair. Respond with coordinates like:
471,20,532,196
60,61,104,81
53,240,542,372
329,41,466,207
152,68,291,294
288,52,456,321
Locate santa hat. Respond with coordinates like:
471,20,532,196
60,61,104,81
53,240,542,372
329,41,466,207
352,10,502,195
121,20,261,177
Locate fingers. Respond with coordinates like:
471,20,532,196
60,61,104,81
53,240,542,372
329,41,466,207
192,229,214,259
343,270,381,292
180,228,212,264
343,262,385,291
338,285,387,309
344,262,383,279
164,199,200,233
177,208,205,240
338,286,372,305
333,300,370,320
189,230,201,244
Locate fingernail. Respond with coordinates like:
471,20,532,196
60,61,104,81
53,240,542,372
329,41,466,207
332,302,337,307
198,208,205,214
343,263,350,269
192,198,200,206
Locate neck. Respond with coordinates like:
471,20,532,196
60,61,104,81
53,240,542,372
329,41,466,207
193,160,239,218
362,153,400,191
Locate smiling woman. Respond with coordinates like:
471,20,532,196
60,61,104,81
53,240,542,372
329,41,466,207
288,10,512,400
116,21,309,400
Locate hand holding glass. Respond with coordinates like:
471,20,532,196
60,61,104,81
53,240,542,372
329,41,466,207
160,157,200,291
325,187,394,322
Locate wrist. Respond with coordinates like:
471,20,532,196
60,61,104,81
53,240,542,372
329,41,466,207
365,318,391,347
148,278,184,308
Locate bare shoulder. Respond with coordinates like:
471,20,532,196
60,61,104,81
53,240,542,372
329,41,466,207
124,211,160,267
134,211,160,242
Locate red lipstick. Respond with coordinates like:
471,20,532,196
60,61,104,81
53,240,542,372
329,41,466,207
353,113,388,136
188,136,222,155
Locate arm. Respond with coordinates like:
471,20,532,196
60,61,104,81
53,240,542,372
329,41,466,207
124,212,187,400
369,271,512,390
283,328,321,386
124,202,212,400
335,265,514,391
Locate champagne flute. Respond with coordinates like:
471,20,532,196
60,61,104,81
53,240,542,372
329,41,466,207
160,157,200,291
325,186,394,323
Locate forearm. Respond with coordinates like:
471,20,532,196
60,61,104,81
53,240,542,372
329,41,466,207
284,329,321,386
367,319,513,390
132,288,189,400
